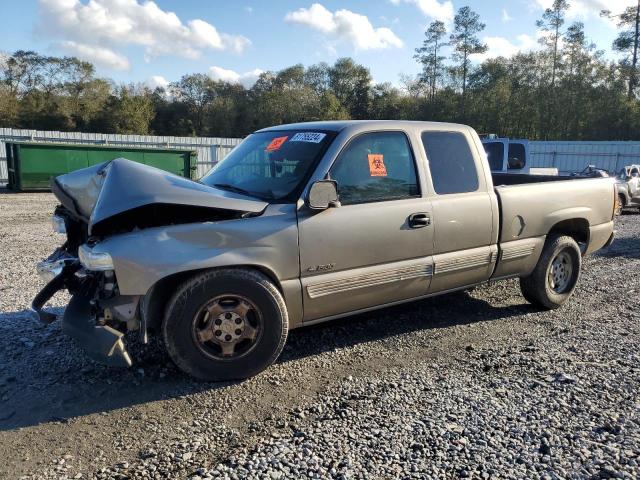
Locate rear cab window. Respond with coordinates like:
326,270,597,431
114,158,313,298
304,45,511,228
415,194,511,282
421,131,480,195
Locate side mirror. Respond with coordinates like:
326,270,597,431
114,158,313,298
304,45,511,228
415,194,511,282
308,180,340,210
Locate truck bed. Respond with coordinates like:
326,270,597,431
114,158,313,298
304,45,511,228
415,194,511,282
493,175,615,245
489,173,615,280
492,172,583,186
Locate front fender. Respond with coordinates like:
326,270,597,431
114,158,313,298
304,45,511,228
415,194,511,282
92,204,300,296
618,185,631,205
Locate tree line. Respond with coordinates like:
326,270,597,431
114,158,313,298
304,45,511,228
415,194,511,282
1,0,639,141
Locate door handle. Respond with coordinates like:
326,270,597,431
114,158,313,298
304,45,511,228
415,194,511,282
408,213,431,228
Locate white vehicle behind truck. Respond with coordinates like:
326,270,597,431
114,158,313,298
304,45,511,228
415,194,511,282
482,136,558,175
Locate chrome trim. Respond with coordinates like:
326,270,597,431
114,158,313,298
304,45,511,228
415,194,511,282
501,244,535,261
51,214,66,234
303,281,485,326
434,252,492,275
306,263,433,299
36,255,78,283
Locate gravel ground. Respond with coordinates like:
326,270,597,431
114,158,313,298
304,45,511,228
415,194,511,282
0,191,639,480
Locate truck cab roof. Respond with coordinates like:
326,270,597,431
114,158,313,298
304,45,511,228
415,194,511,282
256,120,471,134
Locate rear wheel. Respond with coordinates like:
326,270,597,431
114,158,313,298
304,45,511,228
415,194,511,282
163,269,288,381
520,235,581,310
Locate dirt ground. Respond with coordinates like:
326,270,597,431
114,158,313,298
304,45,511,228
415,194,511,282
0,192,638,479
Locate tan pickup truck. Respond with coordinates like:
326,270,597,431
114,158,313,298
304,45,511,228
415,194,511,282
33,121,616,380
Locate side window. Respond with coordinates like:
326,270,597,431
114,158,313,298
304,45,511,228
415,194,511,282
330,131,419,205
421,131,479,195
507,143,526,170
483,142,505,171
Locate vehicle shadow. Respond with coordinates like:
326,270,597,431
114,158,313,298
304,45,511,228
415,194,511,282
0,308,224,431
597,235,640,260
0,290,531,431
281,290,531,363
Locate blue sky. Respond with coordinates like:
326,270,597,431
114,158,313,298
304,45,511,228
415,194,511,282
0,0,633,88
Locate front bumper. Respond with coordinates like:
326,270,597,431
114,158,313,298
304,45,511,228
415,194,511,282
31,262,80,324
63,283,132,368
31,260,134,368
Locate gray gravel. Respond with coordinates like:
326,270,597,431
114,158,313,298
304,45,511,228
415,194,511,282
0,191,639,479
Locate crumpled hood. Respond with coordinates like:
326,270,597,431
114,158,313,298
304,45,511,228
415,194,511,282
52,158,268,235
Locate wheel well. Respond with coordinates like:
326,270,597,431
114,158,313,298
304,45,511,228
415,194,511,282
548,218,590,246
141,265,283,333
618,192,627,206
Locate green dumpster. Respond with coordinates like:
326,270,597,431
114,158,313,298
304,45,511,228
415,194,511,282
5,142,198,191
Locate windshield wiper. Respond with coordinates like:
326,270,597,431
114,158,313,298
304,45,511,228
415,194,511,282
212,183,257,198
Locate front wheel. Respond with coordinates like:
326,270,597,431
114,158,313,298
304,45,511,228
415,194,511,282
163,269,288,381
519,235,581,310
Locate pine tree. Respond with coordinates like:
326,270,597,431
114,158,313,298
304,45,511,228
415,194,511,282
414,21,448,101
450,6,487,119
537,0,569,87
602,1,640,99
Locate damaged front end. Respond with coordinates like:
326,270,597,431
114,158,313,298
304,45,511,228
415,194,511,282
62,274,138,368
32,244,139,367
32,215,141,367
32,158,267,368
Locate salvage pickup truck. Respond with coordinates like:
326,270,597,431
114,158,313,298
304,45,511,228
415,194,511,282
32,121,616,381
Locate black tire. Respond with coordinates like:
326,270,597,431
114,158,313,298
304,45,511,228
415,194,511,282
163,268,288,381
519,235,581,310
615,194,625,216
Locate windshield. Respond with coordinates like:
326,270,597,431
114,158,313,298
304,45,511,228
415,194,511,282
200,130,335,201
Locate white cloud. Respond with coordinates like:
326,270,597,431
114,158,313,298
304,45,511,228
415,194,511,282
470,34,538,62
285,3,403,50
208,66,264,87
147,75,169,89
220,34,252,55
59,41,130,70
390,0,454,24
244,6,253,14
502,9,513,22
534,0,636,21
38,0,251,70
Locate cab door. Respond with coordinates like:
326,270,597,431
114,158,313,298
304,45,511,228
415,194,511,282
420,130,498,293
297,131,434,322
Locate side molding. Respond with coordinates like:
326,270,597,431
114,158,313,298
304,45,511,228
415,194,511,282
306,263,433,299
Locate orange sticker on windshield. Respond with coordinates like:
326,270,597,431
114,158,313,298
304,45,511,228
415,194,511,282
368,154,387,177
265,136,288,152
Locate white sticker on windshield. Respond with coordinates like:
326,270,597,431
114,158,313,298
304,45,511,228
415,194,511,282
290,132,326,143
